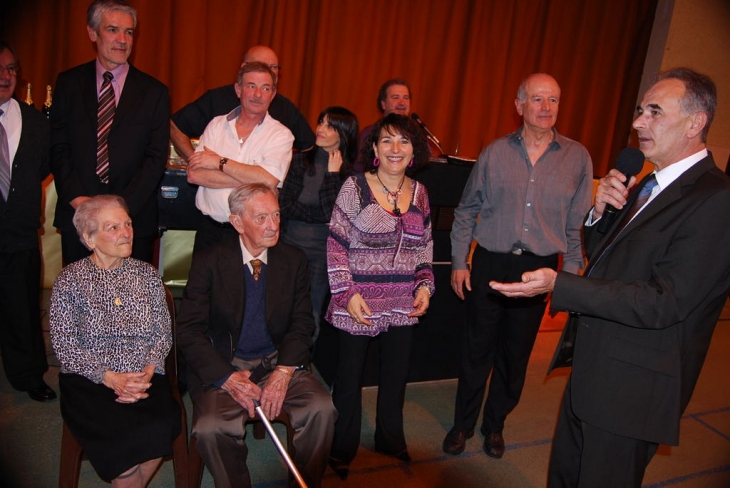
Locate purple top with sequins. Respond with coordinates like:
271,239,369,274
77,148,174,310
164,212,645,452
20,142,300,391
326,173,435,336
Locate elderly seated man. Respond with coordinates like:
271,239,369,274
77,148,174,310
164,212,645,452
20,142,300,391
177,183,336,488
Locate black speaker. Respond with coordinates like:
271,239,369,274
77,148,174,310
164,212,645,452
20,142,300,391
158,168,203,231
416,162,473,261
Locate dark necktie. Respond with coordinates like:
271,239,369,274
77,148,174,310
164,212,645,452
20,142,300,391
587,174,658,276
251,259,263,281
96,71,115,184
619,173,658,228
0,108,10,201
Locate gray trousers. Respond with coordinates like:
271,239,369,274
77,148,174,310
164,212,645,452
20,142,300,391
191,370,336,488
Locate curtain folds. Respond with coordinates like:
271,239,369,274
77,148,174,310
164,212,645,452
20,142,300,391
2,0,657,175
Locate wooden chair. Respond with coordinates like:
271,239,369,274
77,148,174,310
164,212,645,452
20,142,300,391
187,394,296,487
58,285,189,488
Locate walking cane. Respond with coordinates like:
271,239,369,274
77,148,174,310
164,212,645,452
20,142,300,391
252,399,308,488
248,361,308,488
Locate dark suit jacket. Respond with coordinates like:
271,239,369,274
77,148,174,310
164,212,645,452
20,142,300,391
552,154,730,445
50,60,169,236
0,102,50,252
176,238,314,395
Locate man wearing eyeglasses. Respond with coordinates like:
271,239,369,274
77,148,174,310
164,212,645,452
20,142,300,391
0,41,56,403
170,45,314,162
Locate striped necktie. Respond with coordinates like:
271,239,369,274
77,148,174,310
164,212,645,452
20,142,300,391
96,71,115,184
0,109,10,201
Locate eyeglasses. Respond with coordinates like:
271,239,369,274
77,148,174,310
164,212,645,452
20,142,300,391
0,65,19,76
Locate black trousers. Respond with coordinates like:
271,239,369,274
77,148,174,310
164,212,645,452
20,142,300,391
0,248,48,390
192,215,239,255
548,379,658,488
61,229,155,265
330,326,413,464
452,246,558,434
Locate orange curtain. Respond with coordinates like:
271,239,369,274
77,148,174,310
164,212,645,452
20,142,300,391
2,0,656,175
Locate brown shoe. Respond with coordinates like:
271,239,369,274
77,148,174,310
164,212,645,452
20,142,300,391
483,432,505,458
442,427,474,455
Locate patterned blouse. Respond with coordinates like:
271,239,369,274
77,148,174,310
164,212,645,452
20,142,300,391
50,257,172,384
326,173,435,336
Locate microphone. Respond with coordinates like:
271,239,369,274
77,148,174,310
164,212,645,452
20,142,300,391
597,147,646,234
411,113,444,155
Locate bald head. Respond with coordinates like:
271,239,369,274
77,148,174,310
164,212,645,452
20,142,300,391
242,45,279,73
515,73,561,133
517,73,560,103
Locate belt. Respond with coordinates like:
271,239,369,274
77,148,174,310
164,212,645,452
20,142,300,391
510,248,536,256
206,215,234,229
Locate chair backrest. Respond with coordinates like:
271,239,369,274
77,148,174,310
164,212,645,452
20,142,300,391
163,285,180,383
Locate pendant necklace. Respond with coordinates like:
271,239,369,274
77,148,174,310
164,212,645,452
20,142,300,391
90,254,123,306
375,171,406,217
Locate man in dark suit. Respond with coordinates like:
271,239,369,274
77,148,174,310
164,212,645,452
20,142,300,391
0,41,55,402
491,68,730,487
50,0,169,264
177,183,336,488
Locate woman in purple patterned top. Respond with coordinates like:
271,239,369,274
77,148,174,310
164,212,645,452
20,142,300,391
326,114,435,479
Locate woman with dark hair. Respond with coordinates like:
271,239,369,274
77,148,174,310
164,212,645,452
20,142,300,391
279,106,359,344
50,195,180,487
326,113,434,478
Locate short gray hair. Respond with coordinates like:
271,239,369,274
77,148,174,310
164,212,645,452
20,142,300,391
87,0,137,31
73,195,129,249
655,67,717,143
228,183,278,216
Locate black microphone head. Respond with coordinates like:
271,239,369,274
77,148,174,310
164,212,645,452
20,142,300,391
410,113,420,122
616,147,645,177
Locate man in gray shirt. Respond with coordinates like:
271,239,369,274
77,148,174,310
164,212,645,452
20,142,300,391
443,73,593,458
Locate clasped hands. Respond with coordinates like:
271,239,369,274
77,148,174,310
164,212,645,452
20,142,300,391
102,365,155,404
346,288,430,326
222,367,293,419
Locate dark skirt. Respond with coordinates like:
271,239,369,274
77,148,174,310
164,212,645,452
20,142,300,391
59,372,181,481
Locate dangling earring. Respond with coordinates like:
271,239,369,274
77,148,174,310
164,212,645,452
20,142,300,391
408,159,414,167
373,157,380,167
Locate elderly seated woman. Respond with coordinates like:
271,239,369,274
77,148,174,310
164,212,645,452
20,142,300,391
50,195,180,487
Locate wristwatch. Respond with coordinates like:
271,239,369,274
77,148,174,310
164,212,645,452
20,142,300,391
219,157,228,172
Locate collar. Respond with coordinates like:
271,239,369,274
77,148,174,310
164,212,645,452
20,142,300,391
0,97,18,117
654,148,708,192
509,126,562,149
94,58,129,82
239,237,268,266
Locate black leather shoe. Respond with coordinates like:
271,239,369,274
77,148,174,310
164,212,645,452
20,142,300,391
328,457,349,480
374,445,411,462
442,427,474,455
27,383,57,402
483,432,505,459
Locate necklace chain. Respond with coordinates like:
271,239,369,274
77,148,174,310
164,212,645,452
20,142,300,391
375,172,405,216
